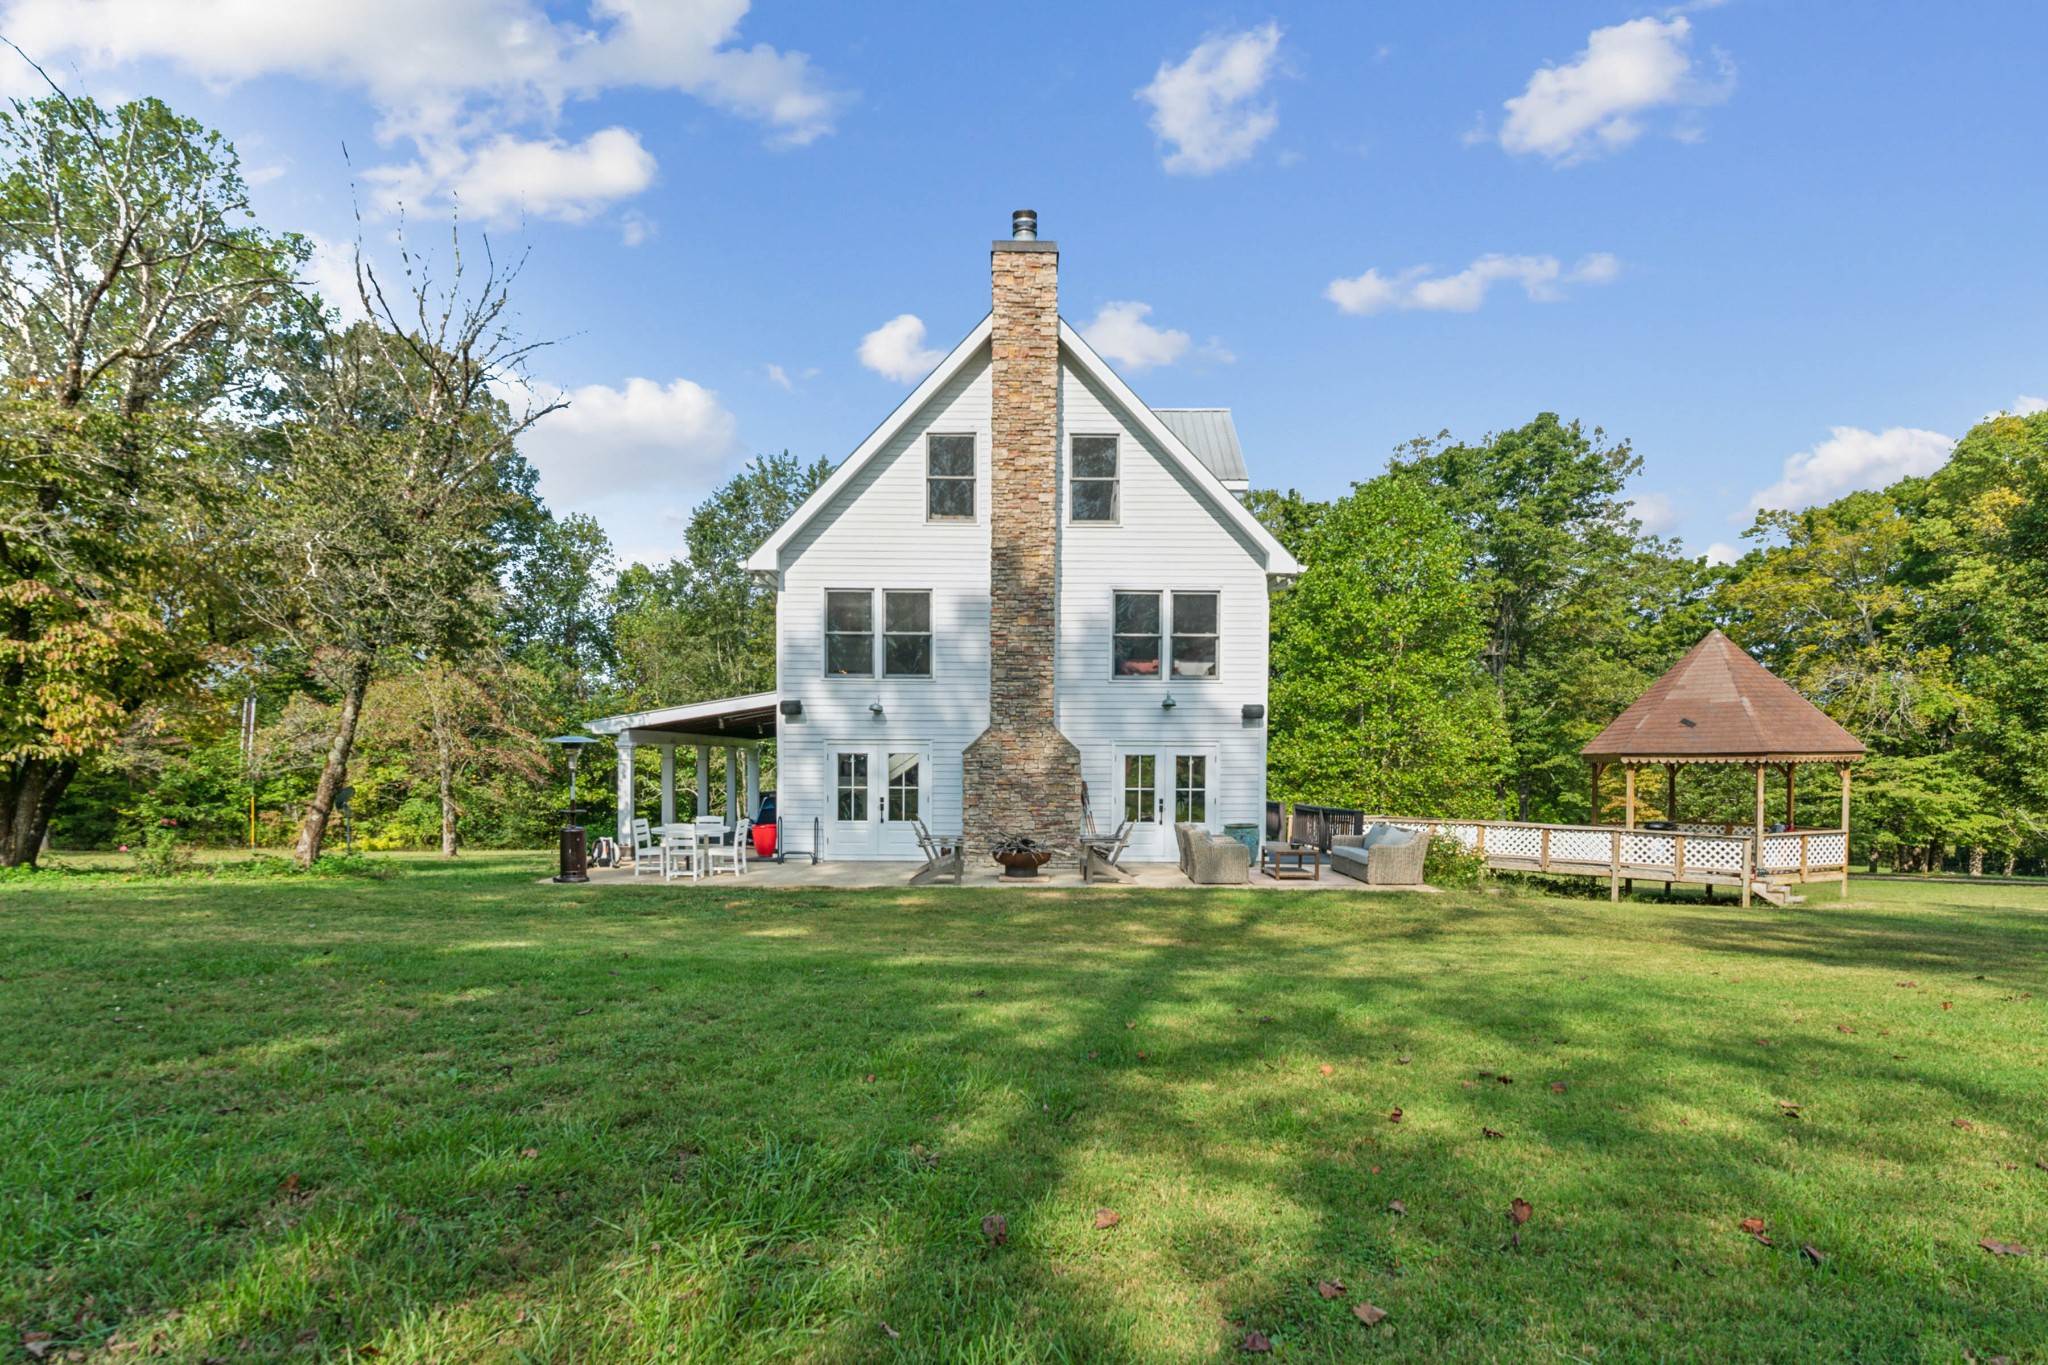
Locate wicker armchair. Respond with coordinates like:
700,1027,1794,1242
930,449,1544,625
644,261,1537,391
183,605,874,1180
1177,821,1251,884
1330,825,1427,886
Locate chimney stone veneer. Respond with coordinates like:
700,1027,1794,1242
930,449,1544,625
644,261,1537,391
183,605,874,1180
961,232,1084,854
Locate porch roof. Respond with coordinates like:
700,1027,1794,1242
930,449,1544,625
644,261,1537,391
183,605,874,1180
584,691,779,743
1580,630,1865,765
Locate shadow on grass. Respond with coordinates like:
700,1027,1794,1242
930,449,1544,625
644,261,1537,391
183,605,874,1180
2,865,2043,1361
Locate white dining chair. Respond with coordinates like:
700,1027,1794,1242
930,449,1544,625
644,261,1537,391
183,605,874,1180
661,827,699,882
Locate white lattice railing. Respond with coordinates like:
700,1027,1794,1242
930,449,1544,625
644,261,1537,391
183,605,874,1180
1359,816,1850,885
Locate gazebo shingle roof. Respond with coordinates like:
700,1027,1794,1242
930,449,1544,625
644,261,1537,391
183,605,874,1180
1580,629,1866,763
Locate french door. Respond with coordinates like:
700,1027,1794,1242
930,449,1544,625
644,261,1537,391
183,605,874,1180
1114,746,1215,860
824,743,930,859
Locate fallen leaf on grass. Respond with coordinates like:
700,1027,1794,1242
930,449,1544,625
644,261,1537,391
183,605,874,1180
1094,1209,1120,1230
1316,1280,1344,1299
1979,1238,2033,1257
1396,1055,1411,1065
1754,1038,1772,1047
1320,1064,1334,1076
22,1335,52,1361
574,1008,592,1017
1942,1002,1953,1010
1387,1107,1404,1123
969,989,987,997
1510,1197,1532,1225
1482,1127,1505,1140
864,1074,875,1084
981,1213,1008,1248
1386,1199,1407,1216
1461,1080,1478,1090
1836,1025,1856,1034
1739,1217,1766,1235
1898,981,1917,988
1496,1074,1514,1085
1125,1021,1137,1029
1800,1244,1826,1265
1241,1329,1272,1352
881,1322,900,1339
1953,1119,1974,1129
519,1148,539,1160
1550,1081,1567,1093
1353,1303,1388,1326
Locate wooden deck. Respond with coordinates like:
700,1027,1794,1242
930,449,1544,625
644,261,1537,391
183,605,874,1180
1362,817,1850,906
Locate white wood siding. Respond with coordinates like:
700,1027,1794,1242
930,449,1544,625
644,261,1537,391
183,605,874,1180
1055,359,1271,855
770,343,1272,861
774,351,994,858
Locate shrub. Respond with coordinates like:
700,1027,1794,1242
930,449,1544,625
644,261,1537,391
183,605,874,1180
1424,834,1488,888
132,824,193,876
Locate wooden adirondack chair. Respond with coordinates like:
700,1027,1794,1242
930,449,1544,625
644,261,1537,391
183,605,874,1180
1079,783,1134,883
909,818,964,885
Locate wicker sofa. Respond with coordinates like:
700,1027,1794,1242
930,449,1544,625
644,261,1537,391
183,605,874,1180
1175,822,1252,885
1329,823,1428,886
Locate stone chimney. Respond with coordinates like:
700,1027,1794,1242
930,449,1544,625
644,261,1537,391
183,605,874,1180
962,211,1083,854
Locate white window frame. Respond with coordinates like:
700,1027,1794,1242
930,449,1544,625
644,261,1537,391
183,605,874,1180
1069,433,1120,525
926,433,976,523
824,589,936,680
882,590,933,679
823,589,875,678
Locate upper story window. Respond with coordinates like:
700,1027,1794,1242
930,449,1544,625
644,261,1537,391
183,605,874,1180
883,591,932,677
825,591,874,676
1113,591,1161,677
825,589,933,677
1113,589,1220,680
927,434,975,521
1071,435,1119,523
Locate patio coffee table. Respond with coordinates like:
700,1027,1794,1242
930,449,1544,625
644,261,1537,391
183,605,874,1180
1262,842,1321,880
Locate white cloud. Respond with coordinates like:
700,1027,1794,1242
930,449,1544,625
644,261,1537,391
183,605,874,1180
518,376,740,511
1631,491,1679,534
365,127,656,224
1703,541,1739,566
1326,252,1619,315
1747,425,1954,512
1498,16,1728,163
857,314,945,384
765,364,794,392
2013,395,2047,415
1,0,847,220
1079,301,1192,371
301,232,367,322
1137,23,1282,175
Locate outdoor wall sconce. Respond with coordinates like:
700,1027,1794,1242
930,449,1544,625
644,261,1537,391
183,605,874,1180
869,699,886,717
1242,703,1266,722
1161,693,1177,711
779,699,803,719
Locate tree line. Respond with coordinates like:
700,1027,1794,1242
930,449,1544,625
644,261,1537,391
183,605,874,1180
13,92,2042,876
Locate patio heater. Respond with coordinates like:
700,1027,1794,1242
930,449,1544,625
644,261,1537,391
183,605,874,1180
543,734,603,883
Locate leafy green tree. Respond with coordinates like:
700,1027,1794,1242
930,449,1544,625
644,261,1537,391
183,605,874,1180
1267,476,1508,816
1388,413,1707,819
0,91,304,865
611,452,829,706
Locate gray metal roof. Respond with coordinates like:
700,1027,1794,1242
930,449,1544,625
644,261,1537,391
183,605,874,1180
1152,408,1249,485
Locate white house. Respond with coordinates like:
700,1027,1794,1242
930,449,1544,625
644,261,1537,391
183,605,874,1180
589,212,1299,863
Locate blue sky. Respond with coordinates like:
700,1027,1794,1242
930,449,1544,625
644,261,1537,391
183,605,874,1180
8,1,2044,566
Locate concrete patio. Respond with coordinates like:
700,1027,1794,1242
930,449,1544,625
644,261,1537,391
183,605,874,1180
572,855,1434,892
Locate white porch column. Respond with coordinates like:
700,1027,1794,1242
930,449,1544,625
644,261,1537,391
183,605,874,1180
659,746,676,826
745,747,762,823
614,738,635,842
726,747,741,826
695,744,711,820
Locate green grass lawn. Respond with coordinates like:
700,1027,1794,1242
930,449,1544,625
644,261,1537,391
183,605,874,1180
3,857,2045,1363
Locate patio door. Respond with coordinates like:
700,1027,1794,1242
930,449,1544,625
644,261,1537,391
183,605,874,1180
1114,747,1215,861
823,742,929,859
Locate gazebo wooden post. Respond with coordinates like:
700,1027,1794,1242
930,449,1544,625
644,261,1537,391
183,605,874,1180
1839,762,1853,899
1590,762,1604,824
1664,763,1678,895
1752,762,1767,899
1784,763,1797,830
1624,765,1637,829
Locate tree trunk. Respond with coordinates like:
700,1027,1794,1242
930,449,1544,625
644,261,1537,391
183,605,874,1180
1516,774,1531,823
430,683,458,858
0,756,78,869
1968,846,1983,877
2004,850,2017,877
295,653,375,867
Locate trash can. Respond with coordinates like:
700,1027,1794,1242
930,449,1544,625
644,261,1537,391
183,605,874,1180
1222,823,1260,862
753,821,778,859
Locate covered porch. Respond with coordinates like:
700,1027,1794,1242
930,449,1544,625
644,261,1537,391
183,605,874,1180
585,692,778,850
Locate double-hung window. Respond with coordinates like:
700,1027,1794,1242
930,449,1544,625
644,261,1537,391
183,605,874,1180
883,591,932,677
1112,590,1220,680
826,589,933,677
1071,435,1118,523
927,434,975,520
1113,592,1162,677
825,591,874,676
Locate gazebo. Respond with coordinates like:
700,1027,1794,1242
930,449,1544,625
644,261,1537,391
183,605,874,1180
1580,629,1865,899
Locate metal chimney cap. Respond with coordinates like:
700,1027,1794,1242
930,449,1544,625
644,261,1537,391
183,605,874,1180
1011,209,1038,240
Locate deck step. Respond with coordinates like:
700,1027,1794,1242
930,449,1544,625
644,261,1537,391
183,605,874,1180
1750,880,1803,907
